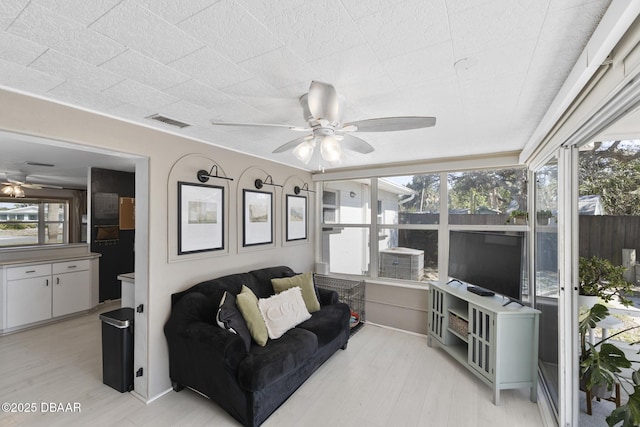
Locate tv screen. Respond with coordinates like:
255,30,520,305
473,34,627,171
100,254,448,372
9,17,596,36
448,231,523,300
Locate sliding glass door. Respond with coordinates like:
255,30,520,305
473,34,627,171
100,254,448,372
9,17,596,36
534,159,560,415
532,147,580,426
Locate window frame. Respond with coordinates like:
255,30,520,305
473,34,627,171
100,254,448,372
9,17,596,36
317,164,528,286
0,198,69,247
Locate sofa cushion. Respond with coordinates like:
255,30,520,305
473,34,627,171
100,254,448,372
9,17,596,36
216,291,252,351
248,266,296,298
271,272,321,313
237,328,318,392
297,302,350,347
171,272,258,308
236,285,269,346
258,287,311,340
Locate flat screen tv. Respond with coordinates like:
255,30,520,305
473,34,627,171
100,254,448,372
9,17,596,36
448,230,523,300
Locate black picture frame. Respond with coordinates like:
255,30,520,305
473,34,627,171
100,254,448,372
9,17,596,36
286,194,307,241
243,189,273,247
178,181,224,255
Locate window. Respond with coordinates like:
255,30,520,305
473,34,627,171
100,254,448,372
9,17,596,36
0,199,68,247
321,180,371,275
579,140,640,216
319,167,527,286
322,180,370,225
448,168,527,225
378,175,440,282
324,227,371,276
322,189,339,223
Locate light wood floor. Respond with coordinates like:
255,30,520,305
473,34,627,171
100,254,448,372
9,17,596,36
0,303,544,427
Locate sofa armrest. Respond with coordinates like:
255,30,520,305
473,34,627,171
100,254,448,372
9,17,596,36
164,293,248,378
317,287,339,306
185,322,248,371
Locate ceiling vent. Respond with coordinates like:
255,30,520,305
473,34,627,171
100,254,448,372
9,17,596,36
146,114,191,129
25,161,55,167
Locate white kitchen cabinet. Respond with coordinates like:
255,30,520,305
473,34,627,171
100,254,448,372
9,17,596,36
52,260,91,317
1,256,98,333
6,268,52,328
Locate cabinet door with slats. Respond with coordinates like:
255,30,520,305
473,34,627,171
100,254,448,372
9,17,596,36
468,304,494,382
429,287,446,343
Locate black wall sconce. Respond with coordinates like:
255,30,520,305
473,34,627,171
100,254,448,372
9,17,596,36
294,183,316,194
197,164,234,183
255,174,282,189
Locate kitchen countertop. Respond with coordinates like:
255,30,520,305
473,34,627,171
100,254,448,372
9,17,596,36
117,272,135,282
0,252,101,267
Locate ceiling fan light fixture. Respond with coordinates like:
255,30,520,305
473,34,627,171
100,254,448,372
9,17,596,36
13,185,25,198
320,135,341,163
292,140,315,164
213,80,436,171
2,184,25,198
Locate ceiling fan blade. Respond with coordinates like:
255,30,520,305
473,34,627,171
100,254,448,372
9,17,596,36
22,183,43,189
211,120,308,132
272,135,314,153
344,116,436,132
307,81,341,124
3,181,60,190
340,134,375,154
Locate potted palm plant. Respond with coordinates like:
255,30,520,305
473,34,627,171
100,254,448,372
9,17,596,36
579,303,640,426
579,256,633,308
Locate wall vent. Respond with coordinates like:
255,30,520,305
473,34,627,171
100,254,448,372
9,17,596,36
146,114,191,129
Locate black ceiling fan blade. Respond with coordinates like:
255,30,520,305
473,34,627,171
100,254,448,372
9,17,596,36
344,116,436,132
340,134,375,154
272,135,313,153
307,81,341,124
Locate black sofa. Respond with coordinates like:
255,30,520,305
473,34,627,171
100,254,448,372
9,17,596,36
164,266,351,427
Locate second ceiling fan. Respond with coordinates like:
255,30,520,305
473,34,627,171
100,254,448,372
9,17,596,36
1,172,63,198
211,81,436,168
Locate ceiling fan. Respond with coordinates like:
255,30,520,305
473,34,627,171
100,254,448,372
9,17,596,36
1,173,60,198
211,81,436,168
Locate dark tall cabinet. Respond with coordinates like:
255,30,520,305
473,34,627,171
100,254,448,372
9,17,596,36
90,168,135,302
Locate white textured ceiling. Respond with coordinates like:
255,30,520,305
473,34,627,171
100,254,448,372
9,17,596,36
0,0,613,184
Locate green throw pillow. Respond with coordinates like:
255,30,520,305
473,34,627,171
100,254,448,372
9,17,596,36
236,285,268,346
271,272,321,313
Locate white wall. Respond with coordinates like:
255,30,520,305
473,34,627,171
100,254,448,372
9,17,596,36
365,282,429,335
0,88,314,400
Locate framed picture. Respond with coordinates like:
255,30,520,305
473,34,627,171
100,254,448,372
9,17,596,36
243,189,273,246
286,194,307,241
178,182,224,255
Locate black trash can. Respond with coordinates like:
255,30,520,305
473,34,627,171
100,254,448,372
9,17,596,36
99,307,134,392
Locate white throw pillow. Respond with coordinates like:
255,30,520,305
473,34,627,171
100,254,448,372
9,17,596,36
258,287,311,340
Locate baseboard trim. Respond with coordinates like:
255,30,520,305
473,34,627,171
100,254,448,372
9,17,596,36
135,387,173,405
365,321,428,338
129,390,148,404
